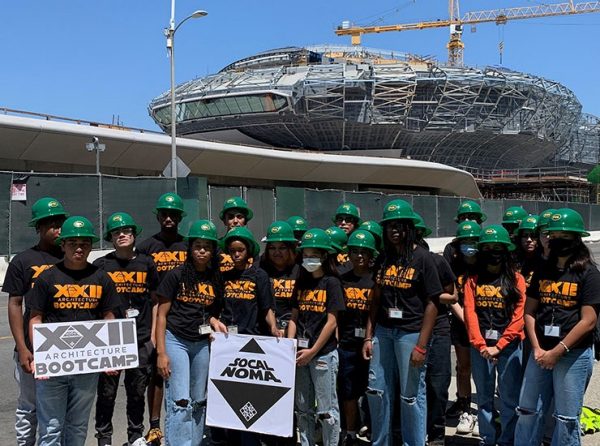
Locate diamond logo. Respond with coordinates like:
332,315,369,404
60,325,84,349
240,402,258,422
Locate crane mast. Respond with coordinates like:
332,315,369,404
335,1,600,66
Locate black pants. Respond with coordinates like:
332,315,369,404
425,333,452,441
95,365,152,445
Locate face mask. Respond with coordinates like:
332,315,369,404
302,258,322,272
460,244,478,257
549,238,577,256
481,251,505,266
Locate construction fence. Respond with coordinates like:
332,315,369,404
3,171,600,256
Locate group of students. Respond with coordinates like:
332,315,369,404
4,192,599,446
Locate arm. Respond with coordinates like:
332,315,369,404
450,302,464,323
8,295,33,373
265,309,281,338
496,275,526,351
462,276,487,352
297,311,338,367
286,308,298,339
155,297,171,379
150,292,158,346
439,284,458,305
28,311,44,361
362,285,380,360
411,299,438,367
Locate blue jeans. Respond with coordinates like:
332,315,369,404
36,373,99,446
295,350,340,446
164,330,210,446
471,341,522,446
426,333,451,442
515,347,593,446
14,351,37,446
367,325,427,446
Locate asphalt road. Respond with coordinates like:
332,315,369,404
1,243,600,445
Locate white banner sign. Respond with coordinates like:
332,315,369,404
207,333,297,437
33,319,139,378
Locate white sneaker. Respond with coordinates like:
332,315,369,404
129,438,147,446
456,412,475,434
472,418,480,437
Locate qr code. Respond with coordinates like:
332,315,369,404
240,401,258,422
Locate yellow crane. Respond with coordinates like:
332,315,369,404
335,1,600,66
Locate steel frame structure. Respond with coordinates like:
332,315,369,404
149,46,597,170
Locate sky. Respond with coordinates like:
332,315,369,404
2,1,599,131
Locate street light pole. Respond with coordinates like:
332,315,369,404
86,136,106,248
166,2,207,192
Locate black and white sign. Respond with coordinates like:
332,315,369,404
33,319,139,378
207,333,296,437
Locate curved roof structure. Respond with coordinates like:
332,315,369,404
149,45,597,169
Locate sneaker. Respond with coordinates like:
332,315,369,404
357,426,370,442
144,428,163,445
129,438,148,446
472,418,480,437
456,412,475,435
446,397,470,418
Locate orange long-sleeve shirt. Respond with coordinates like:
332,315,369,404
463,273,526,352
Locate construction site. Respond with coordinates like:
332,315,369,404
149,0,600,203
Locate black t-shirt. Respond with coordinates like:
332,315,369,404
136,233,187,281
529,262,600,350
2,245,62,349
432,253,456,336
339,271,374,349
472,273,513,347
93,253,159,344
375,246,443,332
27,261,120,323
157,265,222,342
292,275,346,355
519,255,544,290
261,263,299,326
220,265,274,335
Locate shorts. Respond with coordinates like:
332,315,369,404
338,346,369,401
450,315,470,348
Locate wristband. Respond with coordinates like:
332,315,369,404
559,341,570,353
363,338,373,343
413,345,427,355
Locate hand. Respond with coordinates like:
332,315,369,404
211,319,228,334
532,347,547,362
17,347,34,374
271,326,282,339
481,346,500,361
362,340,373,361
537,348,561,370
296,348,315,367
104,370,119,376
410,348,426,368
157,353,171,379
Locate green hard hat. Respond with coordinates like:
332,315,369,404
223,226,260,257
332,203,361,224
455,221,482,240
299,228,334,253
537,208,557,230
414,212,433,238
456,200,487,222
154,192,186,216
515,215,539,236
380,199,420,224
502,206,528,225
359,220,383,250
56,216,99,244
104,212,142,241
287,216,308,233
219,196,253,222
325,226,348,253
187,219,218,242
264,221,298,244
347,229,378,254
29,197,68,227
478,225,515,251
545,208,590,237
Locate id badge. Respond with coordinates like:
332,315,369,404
544,325,560,338
126,308,139,318
485,329,499,341
199,324,212,335
227,325,238,335
388,308,403,319
354,328,366,338
298,338,309,349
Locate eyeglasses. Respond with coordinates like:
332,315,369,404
111,227,134,237
335,216,357,224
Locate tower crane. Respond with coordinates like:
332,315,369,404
335,1,600,66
